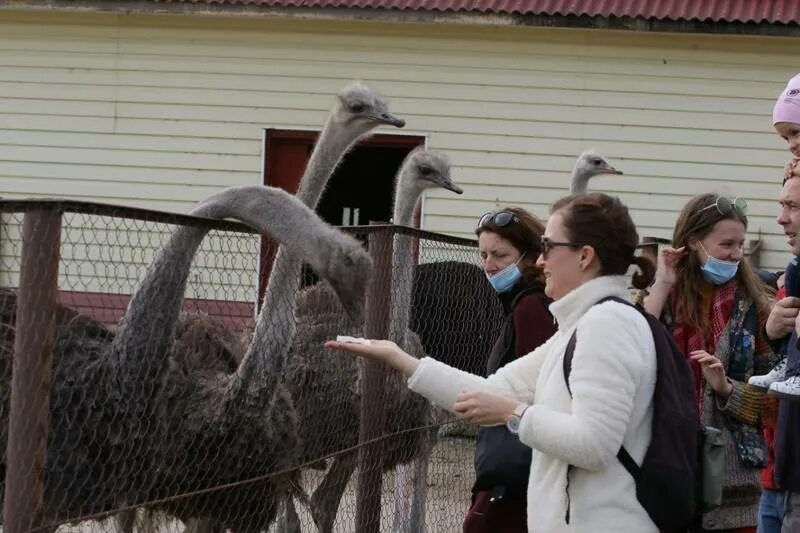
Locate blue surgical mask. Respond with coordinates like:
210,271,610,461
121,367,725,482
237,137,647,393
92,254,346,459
486,253,525,293
699,242,739,285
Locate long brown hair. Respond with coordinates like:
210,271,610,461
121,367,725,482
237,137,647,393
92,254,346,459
551,193,655,290
475,206,546,286
671,193,767,331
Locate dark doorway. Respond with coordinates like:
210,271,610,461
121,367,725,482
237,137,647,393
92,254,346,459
316,146,409,228
260,129,425,304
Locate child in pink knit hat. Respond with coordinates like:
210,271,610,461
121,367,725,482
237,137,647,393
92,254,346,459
773,72,800,182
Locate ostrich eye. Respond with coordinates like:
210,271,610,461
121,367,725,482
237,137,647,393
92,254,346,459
419,165,433,176
349,102,366,113
592,158,602,165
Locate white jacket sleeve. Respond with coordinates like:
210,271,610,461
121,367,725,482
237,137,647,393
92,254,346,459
518,302,653,471
407,335,557,412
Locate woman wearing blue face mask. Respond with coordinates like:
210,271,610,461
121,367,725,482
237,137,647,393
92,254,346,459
463,207,556,532
645,193,775,533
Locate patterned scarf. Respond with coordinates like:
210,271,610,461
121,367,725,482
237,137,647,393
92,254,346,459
671,280,737,416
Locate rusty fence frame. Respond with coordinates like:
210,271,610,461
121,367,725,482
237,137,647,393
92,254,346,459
0,198,744,531
0,199,479,532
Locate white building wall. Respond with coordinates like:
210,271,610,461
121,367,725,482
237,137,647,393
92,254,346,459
0,9,796,275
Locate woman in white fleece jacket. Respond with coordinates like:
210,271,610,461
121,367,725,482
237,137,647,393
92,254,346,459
327,193,658,532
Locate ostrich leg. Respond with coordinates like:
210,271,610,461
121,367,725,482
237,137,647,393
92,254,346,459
310,452,357,533
409,432,437,532
115,509,136,532
184,518,226,533
276,493,302,533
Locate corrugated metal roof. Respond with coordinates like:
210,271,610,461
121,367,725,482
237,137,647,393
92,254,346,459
153,0,800,24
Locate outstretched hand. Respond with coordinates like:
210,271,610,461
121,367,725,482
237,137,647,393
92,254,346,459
453,390,518,427
325,338,399,362
324,339,420,377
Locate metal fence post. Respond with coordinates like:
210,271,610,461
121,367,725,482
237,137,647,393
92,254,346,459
355,222,393,533
746,238,762,269
3,208,61,531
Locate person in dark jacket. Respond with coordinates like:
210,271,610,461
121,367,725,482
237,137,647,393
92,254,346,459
766,179,800,532
462,207,557,533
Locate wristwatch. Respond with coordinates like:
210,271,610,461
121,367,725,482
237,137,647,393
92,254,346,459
506,403,529,435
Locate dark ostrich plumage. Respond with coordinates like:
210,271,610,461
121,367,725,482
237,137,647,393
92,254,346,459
0,183,371,528
283,148,463,533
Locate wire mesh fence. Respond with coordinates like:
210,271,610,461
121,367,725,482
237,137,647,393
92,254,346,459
0,199,506,533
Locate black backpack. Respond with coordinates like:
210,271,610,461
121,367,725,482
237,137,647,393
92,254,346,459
563,296,698,532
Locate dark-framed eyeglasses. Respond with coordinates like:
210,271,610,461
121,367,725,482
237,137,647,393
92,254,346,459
540,237,586,260
477,211,518,229
699,197,747,217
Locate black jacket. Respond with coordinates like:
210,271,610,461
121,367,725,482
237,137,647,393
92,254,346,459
472,282,553,498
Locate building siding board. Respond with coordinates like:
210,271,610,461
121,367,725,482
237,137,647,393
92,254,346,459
0,10,795,275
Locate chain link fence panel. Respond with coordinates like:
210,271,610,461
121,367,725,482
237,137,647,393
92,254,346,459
0,200,507,533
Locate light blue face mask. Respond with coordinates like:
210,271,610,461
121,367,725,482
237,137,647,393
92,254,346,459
699,242,739,285
486,253,526,293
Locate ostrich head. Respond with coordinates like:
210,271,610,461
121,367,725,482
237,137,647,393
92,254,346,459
393,148,463,224
330,82,406,134
315,228,373,323
570,149,623,194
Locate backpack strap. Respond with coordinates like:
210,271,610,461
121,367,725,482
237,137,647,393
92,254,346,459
509,284,545,311
562,296,643,482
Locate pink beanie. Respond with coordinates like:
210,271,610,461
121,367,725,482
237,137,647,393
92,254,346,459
773,72,800,126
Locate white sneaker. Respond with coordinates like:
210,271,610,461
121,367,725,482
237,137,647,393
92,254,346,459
769,375,800,400
749,358,787,390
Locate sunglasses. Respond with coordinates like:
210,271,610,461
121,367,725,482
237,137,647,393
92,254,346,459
477,211,518,229
699,197,747,217
540,237,586,260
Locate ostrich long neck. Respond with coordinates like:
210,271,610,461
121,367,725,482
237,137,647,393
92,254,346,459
393,179,419,231
109,220,206,376
110,187,334,384
388,176,420,345
296,120,364,208
570,163,589,194
234,117,370,387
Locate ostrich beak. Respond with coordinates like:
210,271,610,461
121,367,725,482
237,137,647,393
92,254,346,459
329,279,367,324
326,251,372,324
442,180,463,194
375,112,406,128
601,164,623,175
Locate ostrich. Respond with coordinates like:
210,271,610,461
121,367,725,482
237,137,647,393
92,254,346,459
409,261,503,376
144,82,403,529
0,186,370,528
137,185,373,532
387,150,462,533
286,148,462,533
569,149,622,194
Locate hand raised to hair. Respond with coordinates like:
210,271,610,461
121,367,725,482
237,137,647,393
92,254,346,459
654,246,687,287
690,350,733,399
453,390,519,427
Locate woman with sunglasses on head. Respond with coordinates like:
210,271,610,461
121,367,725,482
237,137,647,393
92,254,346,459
464,207,557,532
644,193,775,533
327,192,661,532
